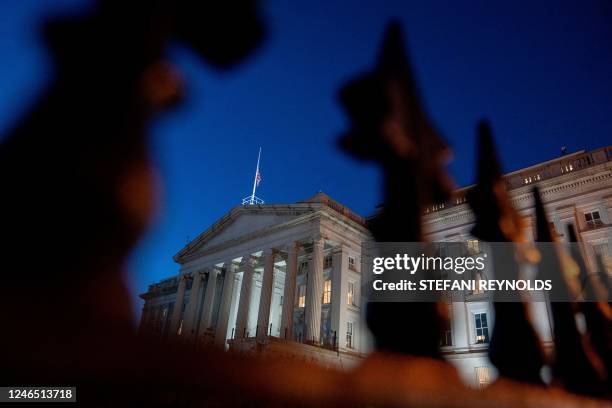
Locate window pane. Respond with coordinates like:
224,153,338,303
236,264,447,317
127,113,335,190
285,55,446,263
475,367,491,389
481,314,487,327
323,280,332,304
347,282,355,305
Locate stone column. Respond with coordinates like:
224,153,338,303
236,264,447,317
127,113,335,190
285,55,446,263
330,245,348,349
256,249,276,340
182,271,203,338
169,274,187,336
280,242,299,340
199,268,219,334
451,301,469,349
235,255,255,338
214,261,236,346
304,237,324,344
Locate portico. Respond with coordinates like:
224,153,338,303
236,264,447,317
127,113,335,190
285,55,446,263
142,193,369,354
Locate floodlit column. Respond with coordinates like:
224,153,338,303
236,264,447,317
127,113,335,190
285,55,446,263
199,268,219,333
451,301,469,349
235,255,255,338
182,271,203,338
330,245,348,349
304,237,324,344
214,261,237,346
256,249,276,340
280,242,299,340
169,274,187,336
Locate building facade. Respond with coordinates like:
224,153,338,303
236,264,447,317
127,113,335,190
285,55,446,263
140,192,372,368
140,146,612,386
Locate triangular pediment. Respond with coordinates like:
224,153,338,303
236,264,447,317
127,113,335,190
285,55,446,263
174,205,318,262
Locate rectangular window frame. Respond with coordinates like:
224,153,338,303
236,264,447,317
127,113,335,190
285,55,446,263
592,241,610,261
323,255,333,269
346,321,354,349
585,211,603,229
440,316,453,347
348,256,356,271
474,312,489,344
475,366,491,389
466,239,480,255
347,281,355,306
297,284,306,308
322,279,332,304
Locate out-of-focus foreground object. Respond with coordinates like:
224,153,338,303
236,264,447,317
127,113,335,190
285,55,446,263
468,120,545,386
338,21,453,358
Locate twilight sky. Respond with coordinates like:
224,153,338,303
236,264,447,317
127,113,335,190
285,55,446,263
0,0,611,321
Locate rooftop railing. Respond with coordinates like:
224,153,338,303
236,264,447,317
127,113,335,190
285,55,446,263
426,146,612,215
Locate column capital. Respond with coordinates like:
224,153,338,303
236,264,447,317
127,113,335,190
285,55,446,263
312,235,325,246
223,261,237,273
332,243,349,255
241,254,257,268
285,241,301,253
262,247,277,257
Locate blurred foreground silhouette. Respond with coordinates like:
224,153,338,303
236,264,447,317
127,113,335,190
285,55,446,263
0,2,611,406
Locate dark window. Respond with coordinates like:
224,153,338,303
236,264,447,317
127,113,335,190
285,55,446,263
585,211,602,229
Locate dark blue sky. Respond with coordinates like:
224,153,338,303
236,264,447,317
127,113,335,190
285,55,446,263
1,1,611,320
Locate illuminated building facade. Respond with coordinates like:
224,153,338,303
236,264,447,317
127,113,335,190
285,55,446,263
140,192,371,369
140,146,612,385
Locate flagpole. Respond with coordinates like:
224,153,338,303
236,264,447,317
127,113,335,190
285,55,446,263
250,147,261,204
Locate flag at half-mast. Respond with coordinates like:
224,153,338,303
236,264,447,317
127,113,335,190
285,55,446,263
255,167,262,186
243,147,264,206
252,147,262,193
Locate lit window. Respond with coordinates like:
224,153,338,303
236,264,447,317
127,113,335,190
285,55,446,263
347,282,355,306
323,255,333,269
467,239,479,255
177,319,183,336
348,256,356,271
323,280,332,304
346,321,354,349
585,211,603,229
474,313,489,344
475,366,491,389
523,174,541,185
297,285,306,308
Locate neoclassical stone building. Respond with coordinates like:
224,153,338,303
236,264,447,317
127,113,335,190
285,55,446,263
422,146,612,385
140,192,371,368
140,146,612,385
